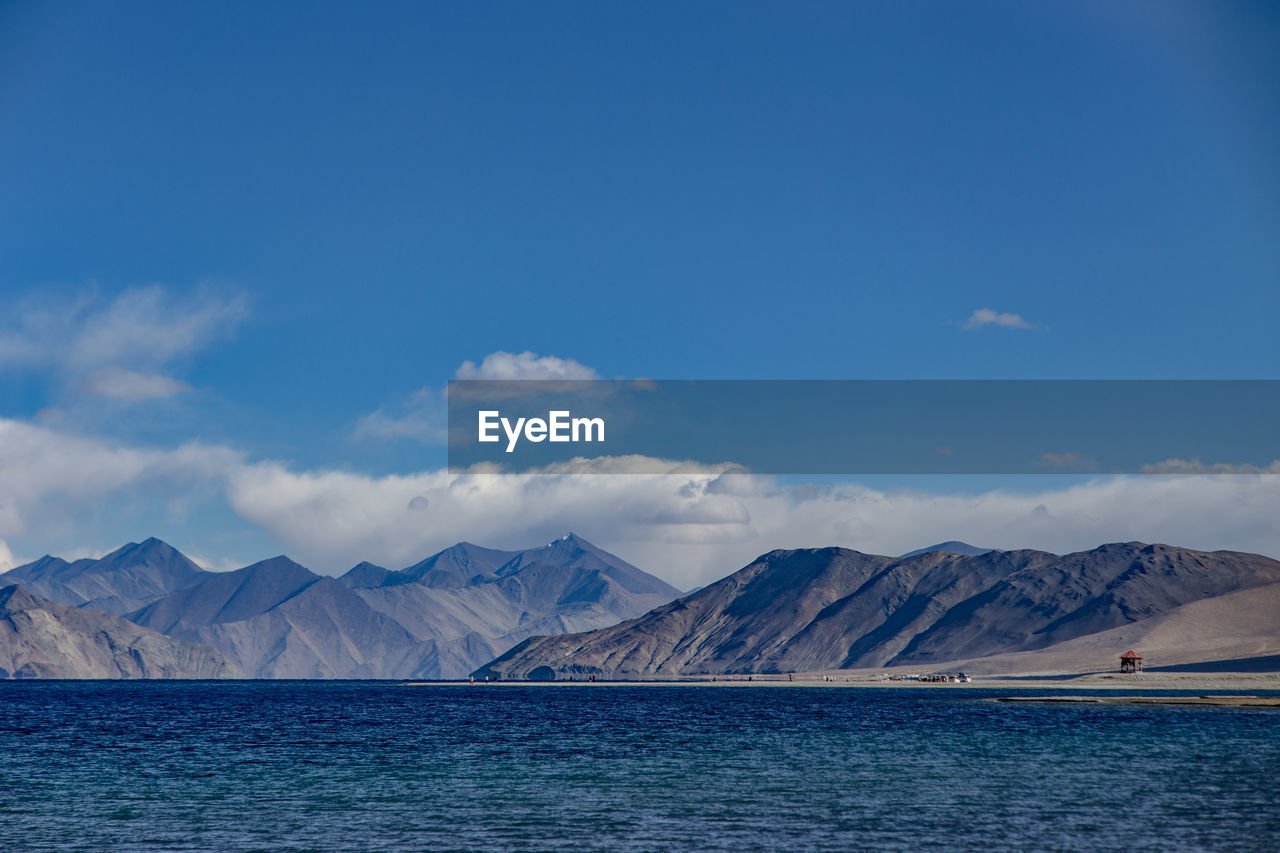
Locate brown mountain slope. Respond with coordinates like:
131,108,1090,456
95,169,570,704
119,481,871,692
478,542,1280,679
926,580,1280,676
0,585,242,679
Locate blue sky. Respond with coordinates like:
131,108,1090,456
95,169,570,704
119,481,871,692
1,2,1278,583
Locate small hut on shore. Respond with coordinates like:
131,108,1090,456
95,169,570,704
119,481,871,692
1119,650,1143,673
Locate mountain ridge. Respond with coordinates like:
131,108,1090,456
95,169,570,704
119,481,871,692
0,583,242,679
478,542,1280,679
2,534,681,679
12,535,1273,682
1,538,209,615
899,541,994,558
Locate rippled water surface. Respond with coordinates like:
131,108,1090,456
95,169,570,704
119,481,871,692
1,682,1277,851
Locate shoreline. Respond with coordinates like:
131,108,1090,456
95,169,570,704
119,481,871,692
996,695,1280,707
403,671,1280,692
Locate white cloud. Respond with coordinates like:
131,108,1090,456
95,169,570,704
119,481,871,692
81,367,191,401
962,308,1034,330
0,284,248,402
0,418,242,541
1140,458,1280,475
455,351,600,380
5,416,1279,590
225,456,1280,588
224,456,754,577
65,285,249,370
353,351,601,443
0,539,14,572
180,549,250,573
353,388,445,443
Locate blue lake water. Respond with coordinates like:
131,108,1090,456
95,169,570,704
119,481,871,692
1,682,1277,851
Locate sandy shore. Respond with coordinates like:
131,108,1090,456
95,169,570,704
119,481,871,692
996,695,1280,706
404,671,1280,692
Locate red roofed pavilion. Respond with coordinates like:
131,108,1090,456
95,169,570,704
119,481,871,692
1120,650,1143,673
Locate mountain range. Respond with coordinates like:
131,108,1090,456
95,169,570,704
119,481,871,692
6,535,1278,681
0,584,241,679
0,534,680,679
479,542,1280,679
3,538,207,616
